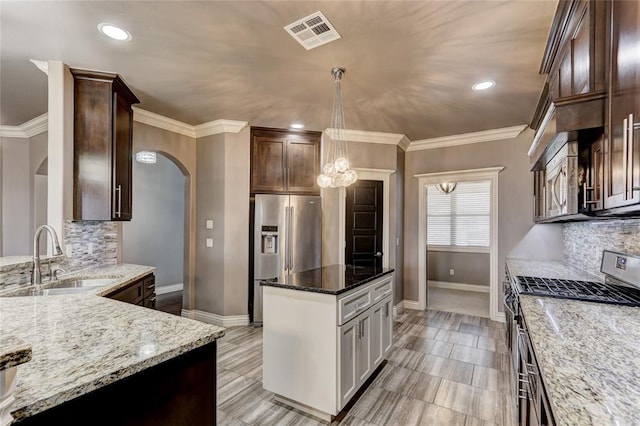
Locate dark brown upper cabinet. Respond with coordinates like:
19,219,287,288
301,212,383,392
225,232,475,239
250,127,321,195
534,0,607,133
602,0,640,212
71,69,139,221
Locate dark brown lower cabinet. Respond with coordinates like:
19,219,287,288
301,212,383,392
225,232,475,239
106,274,156,308
17,342,217,426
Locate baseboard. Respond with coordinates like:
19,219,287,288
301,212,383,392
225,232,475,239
393,301,404,318
155,282,184,295
403,300,421,310
181,309,249,327
428,280,490,293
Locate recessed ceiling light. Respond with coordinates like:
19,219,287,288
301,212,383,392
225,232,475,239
98,23,131,41
472,80,496,91
290,123,305,129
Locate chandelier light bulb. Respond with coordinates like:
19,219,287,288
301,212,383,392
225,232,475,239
317,174,332,188
335,157,349,173
323,162,337,177
344,169,358,186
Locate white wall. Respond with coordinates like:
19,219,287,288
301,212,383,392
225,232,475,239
122,154,184,287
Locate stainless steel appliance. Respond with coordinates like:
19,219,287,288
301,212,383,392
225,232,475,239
505,250,640,425
252,194,321,324
513,250,640,306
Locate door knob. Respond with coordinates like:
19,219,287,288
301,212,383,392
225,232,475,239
374,252,383,257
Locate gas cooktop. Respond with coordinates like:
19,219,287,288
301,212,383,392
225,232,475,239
515,275,640,307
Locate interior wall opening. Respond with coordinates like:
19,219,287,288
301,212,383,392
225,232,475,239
425,180,492,318
123,152,185,311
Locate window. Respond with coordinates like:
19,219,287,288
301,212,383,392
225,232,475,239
427,180,491,247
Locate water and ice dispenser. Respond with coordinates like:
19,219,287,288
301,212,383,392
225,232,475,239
261,226,278,254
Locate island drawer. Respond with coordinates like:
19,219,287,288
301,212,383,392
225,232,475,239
371,276,392,303
338,286,372,325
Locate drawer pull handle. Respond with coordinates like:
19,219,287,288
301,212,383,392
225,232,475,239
354,301,367,310
147,284,155,289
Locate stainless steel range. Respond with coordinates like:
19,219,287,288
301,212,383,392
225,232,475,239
504,250,640,426
513,250,640,305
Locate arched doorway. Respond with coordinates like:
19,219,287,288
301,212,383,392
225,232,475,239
122,152,188,314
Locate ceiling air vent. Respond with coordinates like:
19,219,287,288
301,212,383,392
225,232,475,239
284,11,341,50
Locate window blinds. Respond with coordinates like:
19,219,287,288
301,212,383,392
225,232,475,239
427,180,491,247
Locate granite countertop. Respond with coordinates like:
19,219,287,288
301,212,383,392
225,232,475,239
260,264,394,295
0,336,32,370
0,263,225,421
506,258,602,282
520,295,640,426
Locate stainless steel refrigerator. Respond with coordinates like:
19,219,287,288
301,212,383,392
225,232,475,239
253,194,321,324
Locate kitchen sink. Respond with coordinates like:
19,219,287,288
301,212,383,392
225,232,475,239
1,278,120,297
53,278,119,289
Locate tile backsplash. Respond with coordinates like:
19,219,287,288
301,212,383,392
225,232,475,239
0,221,118,292
64,221,118,269
564,218,640,278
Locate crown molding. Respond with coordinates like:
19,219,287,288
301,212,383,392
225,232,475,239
30,59,49,75
132,107,196,138
414,166,505,180
194,119,248,138
132,108,247,138
398,136,411,151
0,113,48,139
324,128,407,147
407,125,527,152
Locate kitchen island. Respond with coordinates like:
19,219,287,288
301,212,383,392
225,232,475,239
0,264,225,425
262,265,394,422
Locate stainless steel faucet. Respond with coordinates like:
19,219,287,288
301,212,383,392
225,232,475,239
32,225,64,286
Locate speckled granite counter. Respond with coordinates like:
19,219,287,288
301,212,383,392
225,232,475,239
261,264,394,295
520,296,640,425
0,336,31,370
0,263,225,421
506,258,602,282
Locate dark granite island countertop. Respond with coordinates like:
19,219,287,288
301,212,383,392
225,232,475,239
260,264,394,295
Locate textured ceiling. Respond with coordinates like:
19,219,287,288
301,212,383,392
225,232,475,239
0,1,557,140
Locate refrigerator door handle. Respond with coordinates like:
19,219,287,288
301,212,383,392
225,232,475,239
284,206,290,271
289,206,294,272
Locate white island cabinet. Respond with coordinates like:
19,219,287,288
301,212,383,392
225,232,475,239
262,265,393,422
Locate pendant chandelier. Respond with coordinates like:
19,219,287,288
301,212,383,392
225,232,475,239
317,67,358,188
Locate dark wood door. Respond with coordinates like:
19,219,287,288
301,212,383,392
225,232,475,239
604,0,640,210
346,180,383,267
112,90,133,220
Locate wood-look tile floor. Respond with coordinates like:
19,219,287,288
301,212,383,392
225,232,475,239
217,309,515,426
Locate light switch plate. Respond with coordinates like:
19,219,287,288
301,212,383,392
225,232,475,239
206,220,213,229
206,238,213,248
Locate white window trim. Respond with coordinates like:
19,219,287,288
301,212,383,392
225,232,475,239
415,167,504,322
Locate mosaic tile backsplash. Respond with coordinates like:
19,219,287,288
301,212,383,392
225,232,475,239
0,221,118,291
564,218,640,279
63,221,118,269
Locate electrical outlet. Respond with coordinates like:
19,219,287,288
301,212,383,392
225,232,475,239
206,238,213,248
449,269,454,276
88,243,93,255
206,220,213,229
